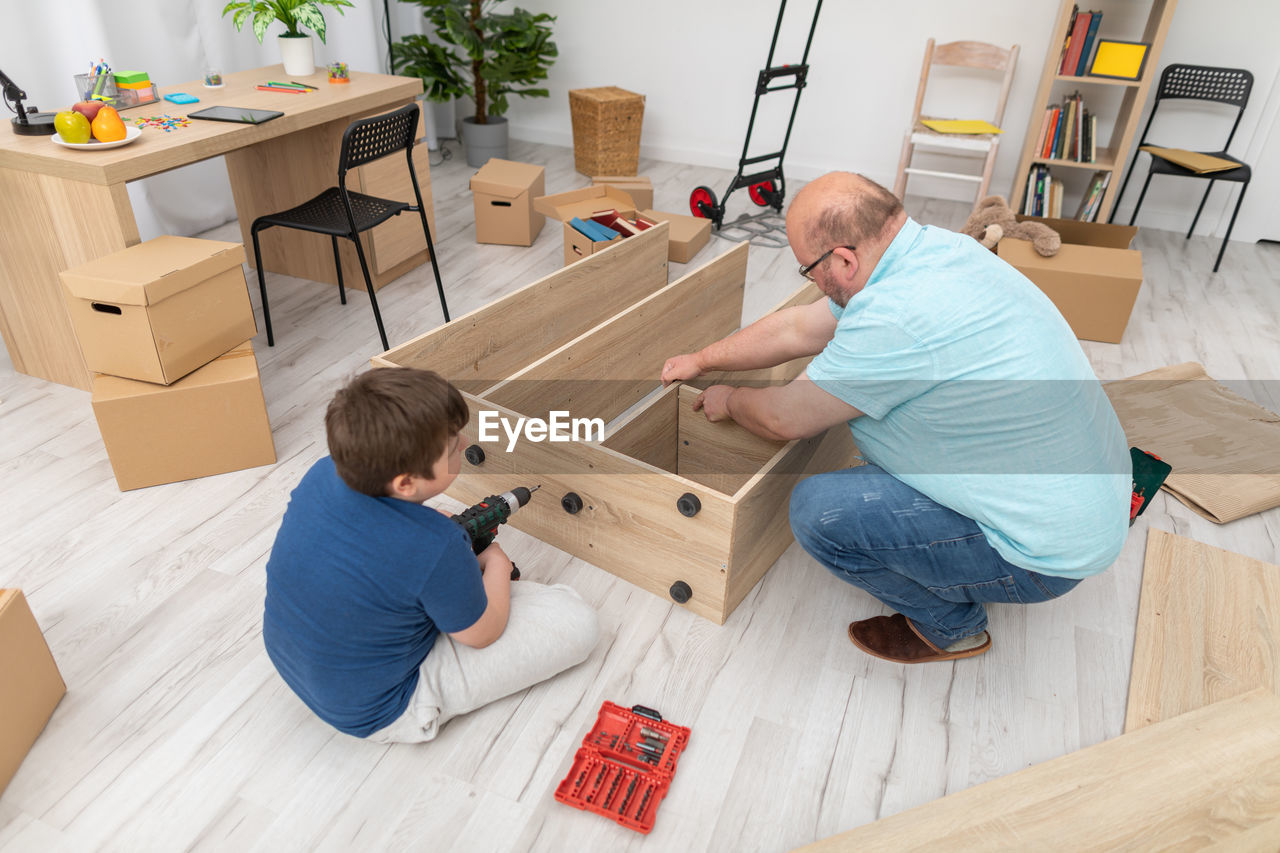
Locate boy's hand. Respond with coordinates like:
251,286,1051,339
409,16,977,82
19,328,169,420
476,542,512,578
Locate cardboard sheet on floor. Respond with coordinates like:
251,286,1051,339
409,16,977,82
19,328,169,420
796,690,1280,851
1104,362,1280,523
1126,529,1280,733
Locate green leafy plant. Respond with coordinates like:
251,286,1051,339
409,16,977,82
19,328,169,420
391,0,557,124
222,0,355,43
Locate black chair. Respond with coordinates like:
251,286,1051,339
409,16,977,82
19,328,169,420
1112,64,1253,273
250,103,449,351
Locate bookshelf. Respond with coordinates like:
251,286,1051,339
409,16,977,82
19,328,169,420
1010,0,1178,221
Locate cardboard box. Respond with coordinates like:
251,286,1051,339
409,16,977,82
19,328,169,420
535,186,642,266
92,341,277,491
998,217,1143,344
60,236,256,385
1,589,66,798
640,209,713,264
469,159,546,246
591,175,653,210
559,212,659,267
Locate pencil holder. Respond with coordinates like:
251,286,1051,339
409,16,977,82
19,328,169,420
74,73,118,102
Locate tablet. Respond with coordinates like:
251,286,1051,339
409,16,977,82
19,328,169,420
188,106,284,125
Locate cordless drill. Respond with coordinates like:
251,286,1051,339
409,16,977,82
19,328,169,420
451,486,540,580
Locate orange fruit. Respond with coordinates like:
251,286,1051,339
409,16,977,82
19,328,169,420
91,106,127,143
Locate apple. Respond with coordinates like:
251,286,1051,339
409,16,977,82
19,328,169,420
71,100,104,122
55,110,92,144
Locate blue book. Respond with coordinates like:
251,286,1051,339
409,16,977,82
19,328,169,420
569,217,617,242
1075,12,1102,76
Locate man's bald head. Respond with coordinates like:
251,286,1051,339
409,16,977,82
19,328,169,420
788,172,905,256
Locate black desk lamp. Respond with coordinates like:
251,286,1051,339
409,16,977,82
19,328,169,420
1,68,57,135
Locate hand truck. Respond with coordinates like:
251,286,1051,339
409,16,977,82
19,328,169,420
689,0,824,230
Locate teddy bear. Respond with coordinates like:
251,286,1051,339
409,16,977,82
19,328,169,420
961,195,1061,257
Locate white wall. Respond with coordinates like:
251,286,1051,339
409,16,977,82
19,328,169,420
497,0,1278,241
3,1,1272,242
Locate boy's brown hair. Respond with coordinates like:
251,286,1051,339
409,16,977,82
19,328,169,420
325,368,468,496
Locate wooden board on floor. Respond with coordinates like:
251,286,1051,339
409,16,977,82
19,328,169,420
796,689,1280,852
1124,527,1280,733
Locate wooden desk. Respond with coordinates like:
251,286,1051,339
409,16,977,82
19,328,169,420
0,65,426,390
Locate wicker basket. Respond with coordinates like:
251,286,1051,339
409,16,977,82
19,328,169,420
568,86,645,177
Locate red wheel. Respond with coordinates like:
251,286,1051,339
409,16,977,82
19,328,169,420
749,180,776,207
689,185,717,218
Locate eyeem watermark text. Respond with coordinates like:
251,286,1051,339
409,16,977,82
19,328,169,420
478,410,605,452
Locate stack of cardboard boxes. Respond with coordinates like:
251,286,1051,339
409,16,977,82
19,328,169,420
468,159,712,266
60,236,277,491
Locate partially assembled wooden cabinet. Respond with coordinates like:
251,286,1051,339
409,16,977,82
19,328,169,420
376,225,856,623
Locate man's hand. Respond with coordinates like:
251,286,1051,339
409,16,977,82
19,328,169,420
694,385,735,422
662,352,703,386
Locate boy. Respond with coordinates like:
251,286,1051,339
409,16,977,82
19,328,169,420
263,368,599,743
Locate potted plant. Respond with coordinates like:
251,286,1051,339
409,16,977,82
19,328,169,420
222,0,355,77
392,0,557,166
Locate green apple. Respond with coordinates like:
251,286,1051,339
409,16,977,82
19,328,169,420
55,110,92,144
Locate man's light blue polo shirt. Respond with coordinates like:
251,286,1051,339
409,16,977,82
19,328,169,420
806,218,1131,577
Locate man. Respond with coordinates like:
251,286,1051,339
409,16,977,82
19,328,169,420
662,172,1130,664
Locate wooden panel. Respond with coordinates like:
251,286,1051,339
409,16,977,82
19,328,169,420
361,112,437,274
452,392,735,623
0,167,139,389
725,427,858,620
486,241,748,422
676,384,785,496
798,690,1280,852
1125,528,1280,732
374,222,669,391
601,383,679,473
0,66,422,187
693,281,824,390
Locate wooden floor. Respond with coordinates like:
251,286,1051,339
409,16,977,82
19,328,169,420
2,139,1279,853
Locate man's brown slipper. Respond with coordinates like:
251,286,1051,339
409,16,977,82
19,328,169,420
848,613,991,663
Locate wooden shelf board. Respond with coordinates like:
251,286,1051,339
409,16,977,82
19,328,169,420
1054,73,1143,88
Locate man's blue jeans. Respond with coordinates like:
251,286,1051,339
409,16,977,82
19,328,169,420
789,465,1081,649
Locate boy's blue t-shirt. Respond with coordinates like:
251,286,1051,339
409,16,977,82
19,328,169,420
806,218,1131,578
263,456,486,737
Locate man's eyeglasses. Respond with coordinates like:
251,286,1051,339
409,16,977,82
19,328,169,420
799,245,856,281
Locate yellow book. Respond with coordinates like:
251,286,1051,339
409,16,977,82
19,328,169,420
920,119,1003,135
1140,146,1239,174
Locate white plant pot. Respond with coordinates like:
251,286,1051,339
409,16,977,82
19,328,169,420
278,34,315,77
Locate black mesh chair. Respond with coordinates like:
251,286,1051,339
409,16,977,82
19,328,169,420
250,103,449,351
1112,64,1253,273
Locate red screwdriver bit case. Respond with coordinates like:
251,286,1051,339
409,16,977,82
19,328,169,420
555,701,691,834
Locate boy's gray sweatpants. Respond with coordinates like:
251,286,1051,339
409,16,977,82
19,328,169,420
366,581,599,744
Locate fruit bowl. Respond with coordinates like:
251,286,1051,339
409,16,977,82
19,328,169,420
51,125,141,150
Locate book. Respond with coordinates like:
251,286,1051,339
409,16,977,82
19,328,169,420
1048,107,1064,160
920,119,1003,134
1059,95,1076,160
1034,107,1054,158
1049,178,1064,218
1075,11,1103,76
1059,5,1080,74
1062,11,1092,77
1139,146,1240,174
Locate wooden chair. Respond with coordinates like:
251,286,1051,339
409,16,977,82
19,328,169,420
250,103,449,352
893,39,1020,206
1112,64,1254,273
